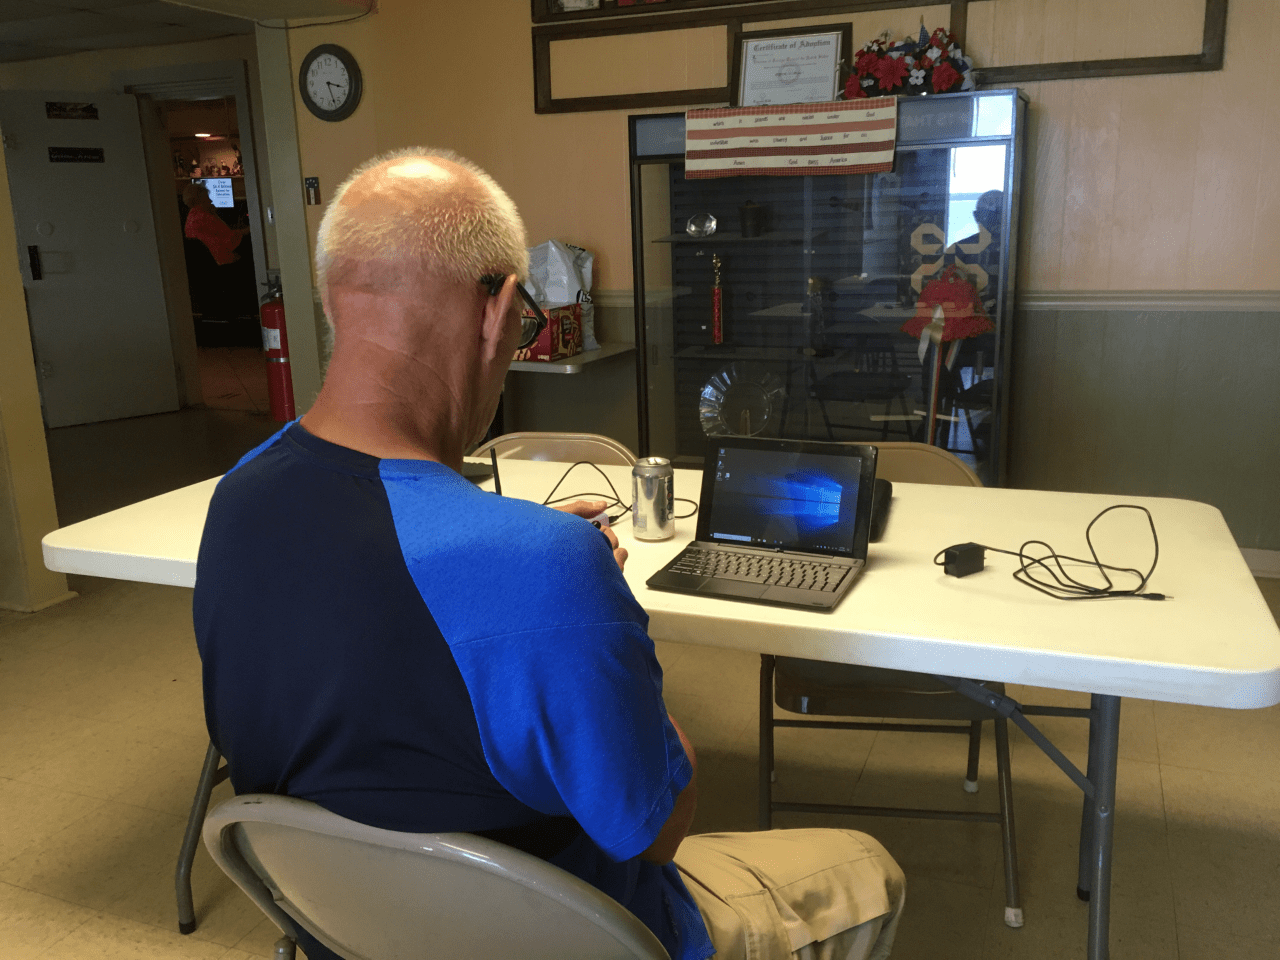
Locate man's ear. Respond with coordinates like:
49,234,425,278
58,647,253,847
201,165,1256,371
479,274,518,360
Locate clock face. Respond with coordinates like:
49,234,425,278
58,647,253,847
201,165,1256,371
306,53,350,112
299,45,362,121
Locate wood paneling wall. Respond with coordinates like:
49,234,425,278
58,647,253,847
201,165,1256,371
980,0,1280,291
1011,301,1280,549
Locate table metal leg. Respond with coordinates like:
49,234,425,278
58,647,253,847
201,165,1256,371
758,655,775,831
1077,703,1102,901
934,676,1119,958
1085,695,1120,960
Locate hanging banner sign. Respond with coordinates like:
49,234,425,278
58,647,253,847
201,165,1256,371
45,102,99,120
684,97,897,179
48,147,105,163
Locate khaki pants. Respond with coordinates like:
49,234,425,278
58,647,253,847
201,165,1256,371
674,829,906,960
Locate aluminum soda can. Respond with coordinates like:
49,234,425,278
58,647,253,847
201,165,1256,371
632,457,675,541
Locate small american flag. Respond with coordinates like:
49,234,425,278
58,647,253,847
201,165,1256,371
685,97,897,179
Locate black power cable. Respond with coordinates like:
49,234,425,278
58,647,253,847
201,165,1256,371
539,461,697,521
934,504,1168,601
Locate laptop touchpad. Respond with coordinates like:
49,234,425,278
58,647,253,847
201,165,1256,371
701,579,768,599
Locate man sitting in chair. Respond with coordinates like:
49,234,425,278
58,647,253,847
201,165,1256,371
193,148,905,960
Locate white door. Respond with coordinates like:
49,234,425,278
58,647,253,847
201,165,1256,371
0,92,179,428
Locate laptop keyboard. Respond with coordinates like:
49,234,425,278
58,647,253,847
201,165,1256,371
670,548,849,593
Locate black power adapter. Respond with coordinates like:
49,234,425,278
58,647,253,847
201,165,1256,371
943,542,986,578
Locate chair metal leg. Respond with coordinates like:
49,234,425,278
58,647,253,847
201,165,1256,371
994,717,1023,927
273,937,297,959
964,720,982,793
176,741,228,934
759,655,776,830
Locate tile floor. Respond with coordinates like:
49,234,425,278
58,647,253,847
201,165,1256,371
3,410,1279,959
43,407,280,527
197,348,272,416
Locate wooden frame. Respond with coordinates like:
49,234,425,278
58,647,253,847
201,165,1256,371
729,21,853,107
533,0,923,25
532,0,1226,114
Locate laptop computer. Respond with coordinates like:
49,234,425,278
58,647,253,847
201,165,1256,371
646,437,879,611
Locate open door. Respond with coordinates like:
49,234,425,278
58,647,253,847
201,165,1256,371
0,92,179,428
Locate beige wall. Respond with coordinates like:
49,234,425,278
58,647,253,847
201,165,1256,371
282,0,1276,295
0,33,275,265
976,0,1280,291
0,143,73,612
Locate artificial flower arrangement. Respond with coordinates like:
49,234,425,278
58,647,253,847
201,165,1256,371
845,26,975,98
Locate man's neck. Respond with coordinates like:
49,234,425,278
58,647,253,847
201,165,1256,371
300,330,474,469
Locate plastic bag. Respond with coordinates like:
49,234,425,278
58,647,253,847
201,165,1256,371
526,240,598,351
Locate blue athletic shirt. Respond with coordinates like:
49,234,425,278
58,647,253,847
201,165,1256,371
193,423,712,960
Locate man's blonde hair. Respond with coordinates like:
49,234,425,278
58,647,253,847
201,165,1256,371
315,147,528,299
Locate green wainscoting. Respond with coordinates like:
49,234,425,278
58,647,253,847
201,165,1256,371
1010,294,1280,551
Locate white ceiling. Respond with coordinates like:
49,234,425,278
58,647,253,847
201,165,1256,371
0,0,366,63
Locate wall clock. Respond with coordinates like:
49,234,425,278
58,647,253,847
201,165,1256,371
299,44,363,122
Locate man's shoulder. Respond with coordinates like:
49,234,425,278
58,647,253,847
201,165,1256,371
381,474,644,644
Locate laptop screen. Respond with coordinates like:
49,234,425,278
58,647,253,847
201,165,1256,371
704,444,864,557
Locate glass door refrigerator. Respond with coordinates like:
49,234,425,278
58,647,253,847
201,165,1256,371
629,89,1027,485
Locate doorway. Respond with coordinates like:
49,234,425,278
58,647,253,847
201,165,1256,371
120,59,275,418
161,96,270,413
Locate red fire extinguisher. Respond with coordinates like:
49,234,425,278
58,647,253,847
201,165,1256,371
260,279,295,422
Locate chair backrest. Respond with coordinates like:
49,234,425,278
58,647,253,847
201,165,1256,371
472,431,637,466
869,442,983,487
183,236,221,294
203,795,669,960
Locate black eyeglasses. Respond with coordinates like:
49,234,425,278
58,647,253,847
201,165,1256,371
480,274,549,350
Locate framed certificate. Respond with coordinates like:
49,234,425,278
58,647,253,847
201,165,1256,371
731,23,852,107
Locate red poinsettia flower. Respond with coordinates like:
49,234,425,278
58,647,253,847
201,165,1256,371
874,55,910,90
844,74,869,99
853,48,879,77
932,59,962,92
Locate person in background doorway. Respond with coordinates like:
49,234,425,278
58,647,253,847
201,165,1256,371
182,180,248,265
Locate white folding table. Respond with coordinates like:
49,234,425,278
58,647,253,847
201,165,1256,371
42,459,1280,960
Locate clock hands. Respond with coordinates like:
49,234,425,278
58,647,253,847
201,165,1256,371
325,80,347,107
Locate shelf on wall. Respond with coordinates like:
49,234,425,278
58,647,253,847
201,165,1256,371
508,342,634,375
652,230,820,245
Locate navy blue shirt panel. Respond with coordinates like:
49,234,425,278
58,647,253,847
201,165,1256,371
193,425,712,960
193,427,542,834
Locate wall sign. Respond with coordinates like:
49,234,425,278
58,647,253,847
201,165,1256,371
48,147,104,163
45,102,98,120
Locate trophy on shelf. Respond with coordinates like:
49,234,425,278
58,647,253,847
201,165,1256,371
711,253,724,346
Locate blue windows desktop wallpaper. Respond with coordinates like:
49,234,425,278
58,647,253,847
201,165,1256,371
707,449,862,554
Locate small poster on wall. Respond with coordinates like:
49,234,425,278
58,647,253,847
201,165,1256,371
738,30,844,106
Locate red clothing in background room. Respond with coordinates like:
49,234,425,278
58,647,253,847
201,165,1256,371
186,206,241,265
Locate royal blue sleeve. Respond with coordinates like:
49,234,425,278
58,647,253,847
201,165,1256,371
450,619,692,860
381,465,692,861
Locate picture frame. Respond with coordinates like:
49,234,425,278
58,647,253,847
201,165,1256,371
730,22,853,107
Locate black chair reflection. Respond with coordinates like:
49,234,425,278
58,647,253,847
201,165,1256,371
807,331,918,442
